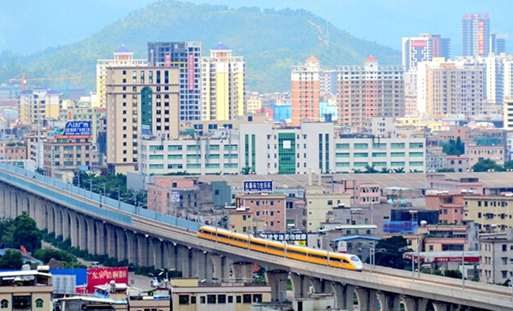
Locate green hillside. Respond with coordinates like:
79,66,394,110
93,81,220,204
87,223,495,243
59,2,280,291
1,0,400,93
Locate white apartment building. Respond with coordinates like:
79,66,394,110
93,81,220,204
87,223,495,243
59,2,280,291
139,122,426,176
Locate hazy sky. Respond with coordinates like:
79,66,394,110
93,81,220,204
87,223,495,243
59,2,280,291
1,0,512,56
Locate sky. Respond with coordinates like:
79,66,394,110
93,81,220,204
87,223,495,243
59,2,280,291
1,0,512,56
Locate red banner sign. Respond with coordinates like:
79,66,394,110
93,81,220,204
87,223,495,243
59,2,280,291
87,267,129,293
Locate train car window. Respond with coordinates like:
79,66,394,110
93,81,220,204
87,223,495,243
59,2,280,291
350,256,360,262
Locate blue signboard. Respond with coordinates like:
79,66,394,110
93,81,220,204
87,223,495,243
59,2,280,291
383,221,418,234
243,180,273,192
55,121,92,138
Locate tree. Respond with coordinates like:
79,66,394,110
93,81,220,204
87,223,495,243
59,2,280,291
374,236,410,269
12,212,42,252
364,165,378,174
380,167,390,173
393,167,405,173
34,248,75,263
0,218,15,248
437,168,455,173
442,138,465,156
472,159,504,172
0,250,24,269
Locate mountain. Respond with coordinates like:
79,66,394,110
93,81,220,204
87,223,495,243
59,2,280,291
0,0,401,93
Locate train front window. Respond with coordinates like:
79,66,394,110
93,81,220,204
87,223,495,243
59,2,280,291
350,256,360,262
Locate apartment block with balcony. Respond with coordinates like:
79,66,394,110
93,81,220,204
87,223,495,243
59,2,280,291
0,269,53,311
424,224,478,252
464,194,513,232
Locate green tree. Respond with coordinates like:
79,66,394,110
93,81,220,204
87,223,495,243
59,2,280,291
364,165,378,174
0,250,24,269
437,168,455,173
374,236,410,269
0,218,15,248
393,167,405,173
34,248,75,263
442,138,465,156
380,167,390,173
444,269,463,279
472,159,504,172
504,161,513,171
12,212,42,252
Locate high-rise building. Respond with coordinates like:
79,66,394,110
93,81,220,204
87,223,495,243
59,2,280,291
490,33,507,54
201,43,245,121
105,66,180,175
402,34,451,71
457,54,513,106
337,56,404,130
462,14,490,57
95,46,148,108
19,88,62,127
424,61,484,116
290,56,321,126
147,42,202,121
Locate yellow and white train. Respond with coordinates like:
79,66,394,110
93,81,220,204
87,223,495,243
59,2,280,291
197,226,363,271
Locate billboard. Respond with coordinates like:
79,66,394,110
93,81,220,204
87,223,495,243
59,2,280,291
410,40,427,48
243,180,273,192
87,267,129,293
383,221,418,233
478,21,485,55
54,121,92,139
188,53,195,90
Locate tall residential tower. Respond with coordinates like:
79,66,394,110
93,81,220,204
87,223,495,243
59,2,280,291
290,56,321,126
402,34,451,71
147,42,202,121
201,43,245,121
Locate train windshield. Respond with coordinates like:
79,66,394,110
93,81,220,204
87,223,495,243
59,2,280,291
350,256,360,262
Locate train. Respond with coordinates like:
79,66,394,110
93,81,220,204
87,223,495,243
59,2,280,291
197,225,363,271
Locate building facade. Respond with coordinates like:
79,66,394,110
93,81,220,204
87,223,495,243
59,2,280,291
402,33,451,71
95,46,148,108
291,56,321,126
462,13,490,57
235,193,286,232
479,229,513,284
139,122,426,176
105,66,180,175
19,88,62,127
337,56,404,131
201,43,245,121
147,41,202,121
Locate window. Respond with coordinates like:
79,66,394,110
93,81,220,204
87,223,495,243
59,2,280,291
253,294,263,303
179,295,189,305
243,294,252,303
207,295,216,304
236,296,242,303
200,296,206,304
191,296,196,304
1,300,8,309
218,295,226,304
228,296,233,303
13,296,31,309
35,299,43,308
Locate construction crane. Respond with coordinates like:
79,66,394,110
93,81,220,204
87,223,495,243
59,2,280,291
9,72,82,91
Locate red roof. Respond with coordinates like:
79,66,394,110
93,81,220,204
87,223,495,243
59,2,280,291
306,55,319,63
365,55,378,62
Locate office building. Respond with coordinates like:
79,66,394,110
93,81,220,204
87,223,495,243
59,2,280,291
148,41,202,121
290,56,321,126
337,56,404,130
95,46,148,108
490,33,507,54
201,43,245,121
402,34,451,71
105,66,180,175
139,122,426,176
462,14,490,57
